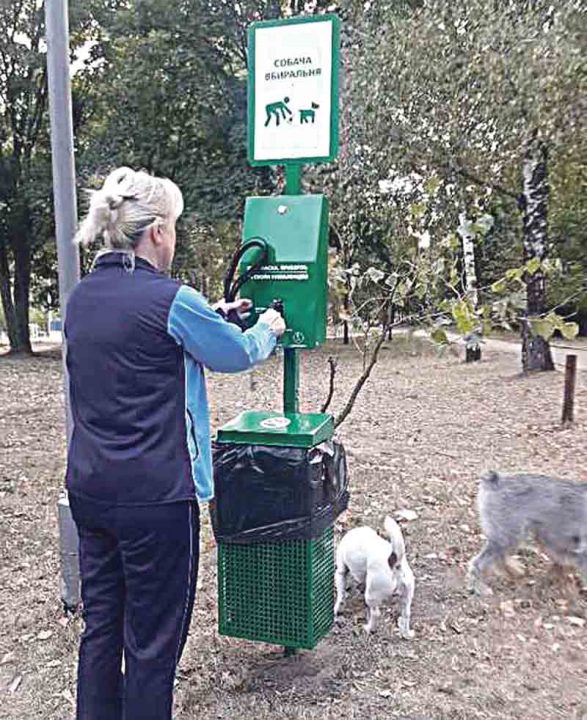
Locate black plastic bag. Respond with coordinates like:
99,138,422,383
211,439,349,543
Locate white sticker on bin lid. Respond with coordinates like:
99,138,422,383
260,416,291,429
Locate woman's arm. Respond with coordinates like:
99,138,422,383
167,285,279,372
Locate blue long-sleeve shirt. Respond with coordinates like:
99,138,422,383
65,252,276,505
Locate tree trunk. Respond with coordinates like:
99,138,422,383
266,0,282,19
519,137,554,372
458,212,481,362
387,305,395,340
12,239,33,354
342,286,350,345
0,221,33,354
0,239,20,349
466,346,482,363
458,212,479,308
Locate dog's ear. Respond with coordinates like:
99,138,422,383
388,551,398,570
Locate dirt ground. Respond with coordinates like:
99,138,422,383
1,337,586,720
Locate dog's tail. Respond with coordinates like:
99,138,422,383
383,516,405,563
480,470,500,488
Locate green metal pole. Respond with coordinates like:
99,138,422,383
285,163,302,195
283,163,302,416
284,162,303,655
283,347,299,414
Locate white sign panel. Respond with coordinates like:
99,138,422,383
249,16,339,165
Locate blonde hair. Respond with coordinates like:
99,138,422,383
75,167,184,249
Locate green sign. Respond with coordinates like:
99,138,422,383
248,14,340,166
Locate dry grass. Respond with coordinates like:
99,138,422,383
0,338,586,720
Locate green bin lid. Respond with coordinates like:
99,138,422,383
216,410,333,448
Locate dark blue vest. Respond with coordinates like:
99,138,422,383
65,253,196,505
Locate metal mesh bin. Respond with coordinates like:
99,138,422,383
217,527,334,649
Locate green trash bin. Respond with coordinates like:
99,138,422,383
218,527,334,649
213,410,348,650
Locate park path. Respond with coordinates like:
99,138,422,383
5,331,587,372
385,327,587,372
457,334,586,371
328,326,586,371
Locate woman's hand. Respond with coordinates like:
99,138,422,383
214,298,285,337
258,308,286,337
213,298,253,319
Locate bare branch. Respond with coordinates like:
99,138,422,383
546,287,587,316
329,305,453,430
320,356,337,413
334,323,389,429
397,134,520,202
452,163,520,202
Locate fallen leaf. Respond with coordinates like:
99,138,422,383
1,652,15,665
567,616,585,628
9,675,22,693
37,630,53,641
437,684,455,695
61,689,75,706
500,600,515,616
395,509,418,522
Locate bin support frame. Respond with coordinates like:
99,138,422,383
216,164,341,655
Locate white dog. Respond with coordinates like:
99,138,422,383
334,516,415,638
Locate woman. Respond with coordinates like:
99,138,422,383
65,167,285,720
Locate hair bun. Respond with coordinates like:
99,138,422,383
74,166,183,249
105,192,125,211
104,167,134,194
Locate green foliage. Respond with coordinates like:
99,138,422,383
0,0,95,350
1,0,583,355
430,326,449,346
333,0,585,350
76,2,250,215
451,299,477,338
29,306,46,328
172,220,240,300
71,1,290,294
530,312,579,342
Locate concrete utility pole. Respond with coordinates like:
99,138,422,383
46,0,81,610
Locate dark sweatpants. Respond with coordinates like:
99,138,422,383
69,494,199,720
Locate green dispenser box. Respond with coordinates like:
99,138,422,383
239,194,329,349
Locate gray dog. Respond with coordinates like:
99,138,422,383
468,471,587,595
